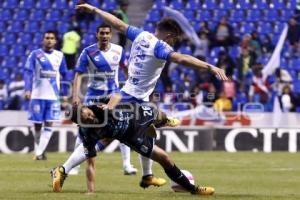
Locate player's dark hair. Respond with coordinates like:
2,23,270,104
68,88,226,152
96,23,112,33
43,30,58,39
156,18,182,37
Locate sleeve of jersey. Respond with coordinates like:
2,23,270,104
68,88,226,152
126,26,143,41
24,52,34,92
154,41,175,61
75,49,88,73
59,57,69,96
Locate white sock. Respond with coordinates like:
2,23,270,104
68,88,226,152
63,143,86,174
119,143,131,168
74,136,82,149
35,127,53,156
33,128,41,151
139,155,153,176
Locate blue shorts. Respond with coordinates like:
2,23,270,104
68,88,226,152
28,99,61,123
120,91,145,103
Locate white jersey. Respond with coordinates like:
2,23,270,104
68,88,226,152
75,43,127,97
24,49,67,100
121,26,174,101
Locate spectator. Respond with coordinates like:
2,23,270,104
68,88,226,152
236,47,256,83
279,85,296,112
216,50,236,77
273,68,293,94
213,91,232,112
113,0,129,48
211,16,235,50
287,17,300,58
76,0,94,29
261,34,274,55
0,80,8,110
294,4,300,23
7,73,25,110
249,64,270,104
61,28,81,69
250,31,262,58
194,30,210,59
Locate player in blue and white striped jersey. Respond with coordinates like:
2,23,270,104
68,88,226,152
24,30,68,160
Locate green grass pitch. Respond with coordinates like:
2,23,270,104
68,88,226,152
0,152,299,200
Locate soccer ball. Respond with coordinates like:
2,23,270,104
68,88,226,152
170,170,195,192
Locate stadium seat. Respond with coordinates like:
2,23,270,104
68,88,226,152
173,103,191,111
186,0,201,10
30,9,46,21
0,45,8,56
46,10,62,21
293,80,300,94
279,10,292,22
264,9,279,21
57,22,70,34
169,0,184,10
213,10,229,21
8,21,24,33
183,10,195,21
258,22,273,34
229,10,245,22
33,33,43,44
18,33,33,46
36,0,52,9
255,0,269,9
40,21,57,32
0,21,5,32
153,0,167,9
289,58,300,71
273,22,286,34
10,46,25,56
146,9,161,22
246,9,262,22
1,9,12,21
195,10,212,21
4,57,17,68
2,0,18,9
143,22,155,33
2,33,17,45
13,9,29,21
237,0,252,9
19,0,35,9
102,0,117,11
220,0,234,9
203,0,216,9
24,21,40,33
53,0,69,9
273,0,285,9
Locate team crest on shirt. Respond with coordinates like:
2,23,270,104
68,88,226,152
113,55,118,61
140,39,150,48
94,55,100,61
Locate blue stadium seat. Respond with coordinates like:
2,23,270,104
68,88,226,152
46,10,62,21
238,0,252,9
1,10,12,21
213,10,229,21
258,22,273,34
88,0,101,8
174,103,192,111
285,0,297,9
53,0,69,9
33,33,43,44
273,0,285,9
279,10,292,22
186,0,201,10
183,10,195,21
230,10,245,22
246,9,261,22
36,0,51,9
273,22,285,34
255,0,269,9
19,0,35,9
102,0,117,11
169,0,184,10
13,9,29,21
143,22,155,33
219,0,234,9
0,21,6,32
196,10,212,21
293,80,300,93
153,0,167,9
30,9,45,21
179,46,192,55
24,21,40,33
2,0,18,9
8,21,24,33
0,45,8,56
146,9,161,22
2,33,17,45
10,46,25,56
18,33,33,45
4,57,17,68
203,0,216,9
57,22,70,34
40,21,57,32
289,58,300,70
264,9,278,21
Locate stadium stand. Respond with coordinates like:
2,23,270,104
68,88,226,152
0,0,299,112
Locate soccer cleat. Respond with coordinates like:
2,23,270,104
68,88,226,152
124,165,138,175
33,153,47,160
164,117,180,127
51,166,67,192
139,175,167,188
192,186,215,195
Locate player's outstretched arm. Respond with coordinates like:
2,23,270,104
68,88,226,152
76,3,128,34
169,52,229,81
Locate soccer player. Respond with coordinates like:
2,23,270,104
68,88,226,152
24,30,68,160
71,23,138,175
52,103,215,195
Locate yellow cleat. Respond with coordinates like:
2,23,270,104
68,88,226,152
139,175,167,188
51,166,67,192
192,186,215,195
165,117,180,127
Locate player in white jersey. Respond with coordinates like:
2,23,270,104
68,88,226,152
70,24,138,176
24,30,68,160
74,3,228,194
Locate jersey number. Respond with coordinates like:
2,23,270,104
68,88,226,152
142,106,152,117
